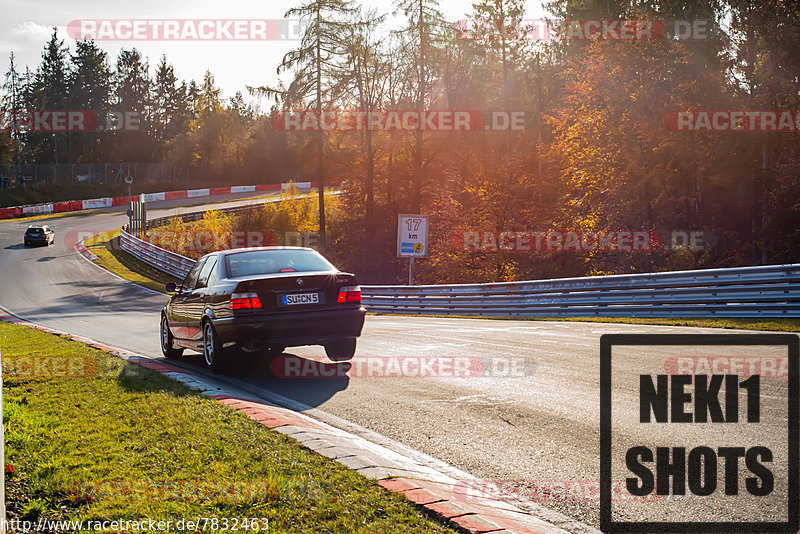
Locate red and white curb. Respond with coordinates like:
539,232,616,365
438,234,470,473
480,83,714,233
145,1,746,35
0,181,326,220
75,239,98,261
0,307,596,534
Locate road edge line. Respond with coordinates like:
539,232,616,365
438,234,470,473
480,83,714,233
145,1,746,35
71,232,166,297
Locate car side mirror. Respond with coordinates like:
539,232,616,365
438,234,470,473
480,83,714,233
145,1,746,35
165,282,177,293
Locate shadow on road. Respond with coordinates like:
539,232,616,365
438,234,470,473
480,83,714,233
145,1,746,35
252,351,351,407
116,350,350,409
29,279,167,316
31,252,75,261
226,351,351,408
4,243,27,250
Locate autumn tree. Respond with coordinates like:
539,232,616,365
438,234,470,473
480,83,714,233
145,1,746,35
394,0,446,212
335,8,390,217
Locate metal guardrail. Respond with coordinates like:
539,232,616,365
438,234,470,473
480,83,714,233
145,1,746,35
119,229,196,280
117,226,800,318
361,264,800,318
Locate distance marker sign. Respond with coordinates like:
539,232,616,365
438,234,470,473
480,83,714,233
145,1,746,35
397,214,429,258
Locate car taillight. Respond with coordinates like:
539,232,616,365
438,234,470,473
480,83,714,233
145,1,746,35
337,286,361,304
230,292,262,310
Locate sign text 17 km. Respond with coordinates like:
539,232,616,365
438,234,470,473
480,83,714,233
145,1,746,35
397,214,429,286
397,214,429,258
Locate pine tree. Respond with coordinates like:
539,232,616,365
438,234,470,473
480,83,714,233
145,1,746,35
2,53,24,167
250,0,357,248
114,48,153,161
27,28,70,163
70,40,111,111
0,54,22,166
114,49,150,115
70,40,111,161
195,70,224,165
151,56,192,159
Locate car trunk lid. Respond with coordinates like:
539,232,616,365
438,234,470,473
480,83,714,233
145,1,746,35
232,272,358,312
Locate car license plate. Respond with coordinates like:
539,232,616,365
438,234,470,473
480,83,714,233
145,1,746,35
282,292,319,306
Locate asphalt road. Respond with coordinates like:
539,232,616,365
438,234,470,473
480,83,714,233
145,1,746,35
0,194,793,530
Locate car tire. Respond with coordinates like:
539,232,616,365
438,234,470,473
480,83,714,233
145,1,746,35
202,319,227,373
23,241,29,247
324,338,357,361
160,315,183,359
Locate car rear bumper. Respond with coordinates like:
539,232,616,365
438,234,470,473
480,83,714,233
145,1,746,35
212,307,366,349
25,237,49,245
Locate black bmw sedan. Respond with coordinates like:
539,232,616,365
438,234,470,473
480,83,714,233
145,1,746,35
160,247,366,372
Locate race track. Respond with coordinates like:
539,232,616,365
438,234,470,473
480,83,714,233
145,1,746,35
0,194,791,530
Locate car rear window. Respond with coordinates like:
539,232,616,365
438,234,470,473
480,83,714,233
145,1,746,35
226,249,335,278
27,228,43,235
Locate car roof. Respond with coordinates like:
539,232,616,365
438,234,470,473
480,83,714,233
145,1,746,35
27,225,46,229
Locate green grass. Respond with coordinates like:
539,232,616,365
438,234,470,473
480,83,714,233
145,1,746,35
84,229,179,294
0,321,455,533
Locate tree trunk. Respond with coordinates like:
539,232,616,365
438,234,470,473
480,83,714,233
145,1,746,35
316,8,326,249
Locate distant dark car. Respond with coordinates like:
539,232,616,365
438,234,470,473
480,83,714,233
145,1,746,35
160,247,366,372
24,225,54,246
